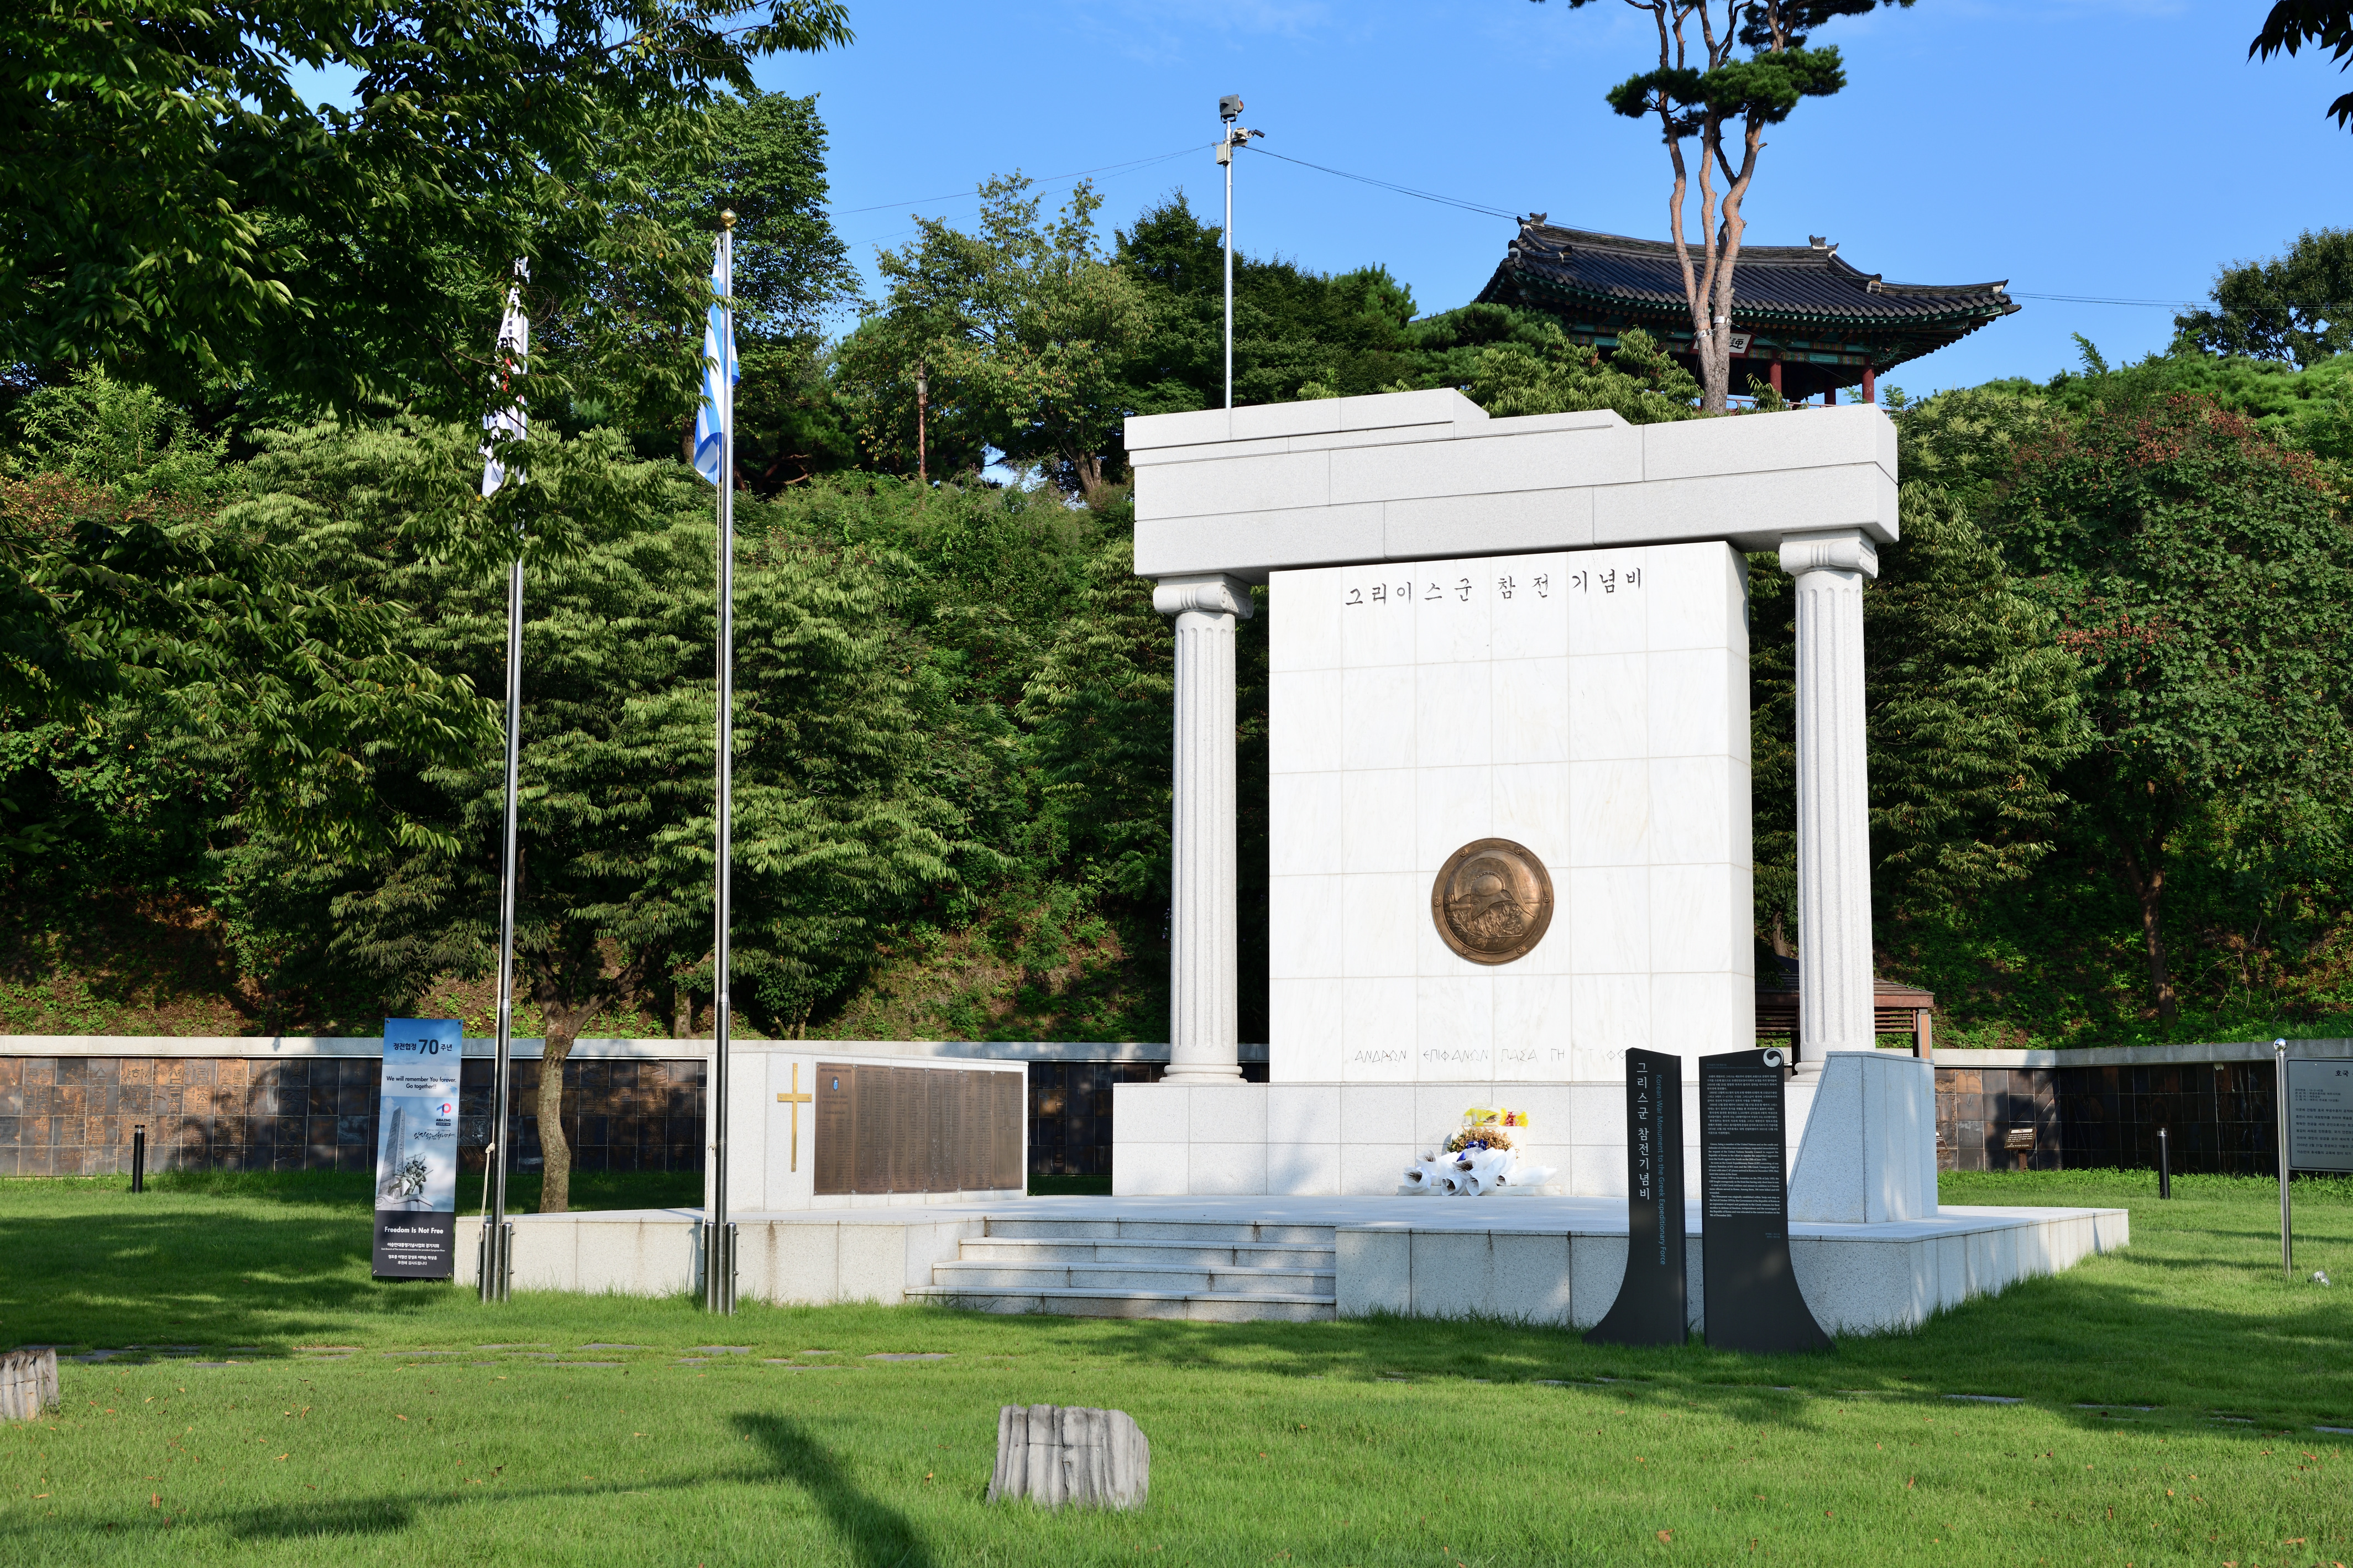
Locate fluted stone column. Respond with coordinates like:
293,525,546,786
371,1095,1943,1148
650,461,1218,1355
1779,529,1878,1063
1153,574,1253,1082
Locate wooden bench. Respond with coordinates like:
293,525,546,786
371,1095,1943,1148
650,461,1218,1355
1754,979,1936,1061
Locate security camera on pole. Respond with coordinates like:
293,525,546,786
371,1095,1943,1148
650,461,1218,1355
1216,95,1263,411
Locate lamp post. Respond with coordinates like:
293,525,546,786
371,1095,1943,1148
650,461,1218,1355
1216,95,1262,411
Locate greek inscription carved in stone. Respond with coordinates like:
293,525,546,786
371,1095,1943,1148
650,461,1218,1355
1430,838,1555,966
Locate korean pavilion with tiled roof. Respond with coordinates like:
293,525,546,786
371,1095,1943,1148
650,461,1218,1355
1475,216,2020,403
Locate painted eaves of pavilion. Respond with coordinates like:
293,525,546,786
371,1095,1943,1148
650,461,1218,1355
1476,217,2020,403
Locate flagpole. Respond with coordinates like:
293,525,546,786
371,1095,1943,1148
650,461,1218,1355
705,212,738,1315
483,543,521,1304
479,263,527,1307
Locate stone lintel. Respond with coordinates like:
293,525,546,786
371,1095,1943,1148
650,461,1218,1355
1127,391,1899,581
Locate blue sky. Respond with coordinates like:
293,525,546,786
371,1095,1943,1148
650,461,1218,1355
750,0,2350,397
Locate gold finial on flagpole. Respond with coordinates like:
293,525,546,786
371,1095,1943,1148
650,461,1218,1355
719,209,736,229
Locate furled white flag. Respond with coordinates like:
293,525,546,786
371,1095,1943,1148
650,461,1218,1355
480,265,529,497
691,237,739,486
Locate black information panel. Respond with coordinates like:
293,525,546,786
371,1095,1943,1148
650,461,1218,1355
372,1212,456,1280
1586,1049,1688,1346
1698,1049,1830,1355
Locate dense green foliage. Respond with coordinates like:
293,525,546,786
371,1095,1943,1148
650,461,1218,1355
7,53,2352,1056
3,0,853,423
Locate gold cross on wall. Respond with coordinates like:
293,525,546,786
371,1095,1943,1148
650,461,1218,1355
776,1063,813,1172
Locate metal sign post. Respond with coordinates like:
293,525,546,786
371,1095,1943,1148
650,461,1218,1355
2276,1037,2293,1283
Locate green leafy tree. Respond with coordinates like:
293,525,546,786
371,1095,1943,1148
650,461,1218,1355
3,0,851,418
655,90,856,341
1988,390,2353,1024
1748,475,2087,963
1455,323,1703,423
1113,193,1426,413
1535,0,1912,413
218,418,973,1210
2,369,490,868
1017,523,1275,1042
2174,229,2353,367
599,87,860,475
838,176,1151,496
2250,2,2353,130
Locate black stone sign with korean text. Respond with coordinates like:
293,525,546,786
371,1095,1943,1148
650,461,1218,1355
1698,1048,1829,1354
1586,1049,1688,1346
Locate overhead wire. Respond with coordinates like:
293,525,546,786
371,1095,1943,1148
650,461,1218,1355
1240,144,1521,221
830,142,1215,216
832,142,2335,317
2009,291,2347,310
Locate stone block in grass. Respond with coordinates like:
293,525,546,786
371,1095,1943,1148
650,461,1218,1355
988,1403,1148,1511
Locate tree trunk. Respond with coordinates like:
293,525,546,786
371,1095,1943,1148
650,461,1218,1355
2115,849,2178,1025
534,1004,597,1213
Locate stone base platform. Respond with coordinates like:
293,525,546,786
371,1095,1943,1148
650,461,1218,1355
456,1194,2125,1336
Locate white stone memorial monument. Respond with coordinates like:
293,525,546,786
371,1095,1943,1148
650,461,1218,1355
1115,389,1935,1219
441,385,2122,1335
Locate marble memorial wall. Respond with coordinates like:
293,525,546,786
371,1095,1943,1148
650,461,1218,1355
1267,540,1754,1083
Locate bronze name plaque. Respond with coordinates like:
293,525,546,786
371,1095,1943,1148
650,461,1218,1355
1431,838,1555,964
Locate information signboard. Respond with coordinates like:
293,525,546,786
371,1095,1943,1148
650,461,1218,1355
2287,1058,2353,1173
1698,1048,1829,1355
372,1018,462,1279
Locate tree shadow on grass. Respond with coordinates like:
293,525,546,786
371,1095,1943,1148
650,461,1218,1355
736,1410,936,1568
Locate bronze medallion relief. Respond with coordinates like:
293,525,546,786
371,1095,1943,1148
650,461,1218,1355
1431,838,1555,965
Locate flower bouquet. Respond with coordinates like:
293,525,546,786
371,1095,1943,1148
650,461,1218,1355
1401,1107,1559,1196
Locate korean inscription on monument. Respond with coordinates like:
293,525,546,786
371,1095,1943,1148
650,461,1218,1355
1587,1049,1688,1346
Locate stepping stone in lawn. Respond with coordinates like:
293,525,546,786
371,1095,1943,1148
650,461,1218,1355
689,1347,750,1355
867,1353,951,1362
2315,1425,2353,1435
478,1344,550,1350
1946,1394,2022,1404
581,1344,649,1350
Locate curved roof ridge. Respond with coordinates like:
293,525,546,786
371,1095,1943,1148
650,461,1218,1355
1518,221,2011,297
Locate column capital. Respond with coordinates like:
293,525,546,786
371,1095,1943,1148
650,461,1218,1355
1777,528,1879,582
1152,573,1255,620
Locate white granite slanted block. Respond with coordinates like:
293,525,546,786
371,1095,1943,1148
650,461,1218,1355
1788,1053,1938,1224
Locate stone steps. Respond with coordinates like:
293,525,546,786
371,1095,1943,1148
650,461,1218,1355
918,1216,1339,1323
957,1238,1331,1268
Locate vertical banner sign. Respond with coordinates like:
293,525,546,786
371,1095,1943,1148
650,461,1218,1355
373,1018,462,1279
1698,1048,1829,1354
2287,1059,2353,1173
1587,1049,1688,1345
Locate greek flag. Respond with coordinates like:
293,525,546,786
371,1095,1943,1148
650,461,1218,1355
480,270,529,498
692,239,738,486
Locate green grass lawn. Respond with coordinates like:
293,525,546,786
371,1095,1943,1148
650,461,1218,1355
4,1170,2350,1565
